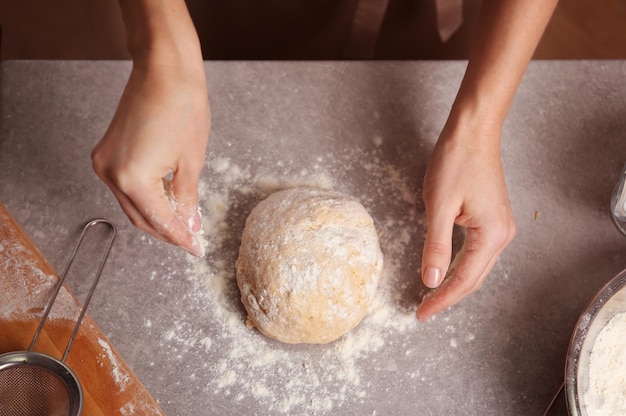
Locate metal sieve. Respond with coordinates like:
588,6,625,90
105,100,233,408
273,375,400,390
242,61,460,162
0,219,116,416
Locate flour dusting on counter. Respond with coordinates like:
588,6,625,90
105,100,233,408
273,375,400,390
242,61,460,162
152,147,452,414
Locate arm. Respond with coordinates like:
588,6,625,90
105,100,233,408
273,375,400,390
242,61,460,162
92,0,210,257
417,0,558,321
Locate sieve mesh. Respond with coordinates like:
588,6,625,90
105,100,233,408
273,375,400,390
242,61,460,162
0,365,71,416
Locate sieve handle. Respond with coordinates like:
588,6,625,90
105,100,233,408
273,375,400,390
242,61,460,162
29,219,116,362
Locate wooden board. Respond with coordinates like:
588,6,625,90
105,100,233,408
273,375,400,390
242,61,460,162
0,203,165,416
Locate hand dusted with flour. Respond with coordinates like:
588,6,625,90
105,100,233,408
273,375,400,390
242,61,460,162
235,188,383,344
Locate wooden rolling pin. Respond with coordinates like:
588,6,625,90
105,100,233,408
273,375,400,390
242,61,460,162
0,203,165,416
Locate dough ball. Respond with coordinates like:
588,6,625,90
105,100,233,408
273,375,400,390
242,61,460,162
235,187,383,344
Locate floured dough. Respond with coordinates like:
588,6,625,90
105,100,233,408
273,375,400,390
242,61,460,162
235,187,383,344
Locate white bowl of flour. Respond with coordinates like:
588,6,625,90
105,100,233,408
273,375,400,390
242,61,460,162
566,268,626,415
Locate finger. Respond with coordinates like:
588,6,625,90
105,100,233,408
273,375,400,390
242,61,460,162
127,175,205,257
95,173,168,241
112,186,166,241
420,205,456,289
417,226,507,321
170,162,203,233
168,164,207,258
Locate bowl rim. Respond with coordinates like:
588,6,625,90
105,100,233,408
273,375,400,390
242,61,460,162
565,267,626,415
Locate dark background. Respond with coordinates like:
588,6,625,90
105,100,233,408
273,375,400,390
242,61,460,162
0,0,625,60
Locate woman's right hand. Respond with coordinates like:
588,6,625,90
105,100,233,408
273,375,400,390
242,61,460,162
93,0,210,257
92,62,210,257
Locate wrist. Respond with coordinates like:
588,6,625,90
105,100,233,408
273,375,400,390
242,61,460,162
443,98,504,148
450,81,511,127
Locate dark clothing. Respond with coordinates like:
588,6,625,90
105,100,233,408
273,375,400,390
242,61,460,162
186,0,481,60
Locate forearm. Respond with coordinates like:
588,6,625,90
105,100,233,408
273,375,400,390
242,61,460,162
118,0,203,72
92,1,209,256
449,0,558,133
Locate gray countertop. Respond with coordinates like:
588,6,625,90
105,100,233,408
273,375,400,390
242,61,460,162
1,60,625,415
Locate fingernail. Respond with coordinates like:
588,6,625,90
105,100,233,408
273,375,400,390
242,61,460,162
189,234,207,258
189,209,202,233
423,267,443,288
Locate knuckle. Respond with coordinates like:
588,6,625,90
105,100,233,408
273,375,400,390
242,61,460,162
90,148,107,177
128,215,146,230
424,240,452,258
454,271,482,294
109,169,136,192
486,217,517,249
468,278,484,294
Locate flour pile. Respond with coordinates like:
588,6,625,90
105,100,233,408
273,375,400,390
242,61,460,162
584,311,626,415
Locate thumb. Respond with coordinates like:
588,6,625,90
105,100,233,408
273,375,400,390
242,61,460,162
421,209,455,288
170,164,202,233
168,165,207,258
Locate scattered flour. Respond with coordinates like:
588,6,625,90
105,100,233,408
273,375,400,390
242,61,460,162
98,337,130,391
151,147,470,414
119,403,135,415
0,228,84,321
583,311,626,415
